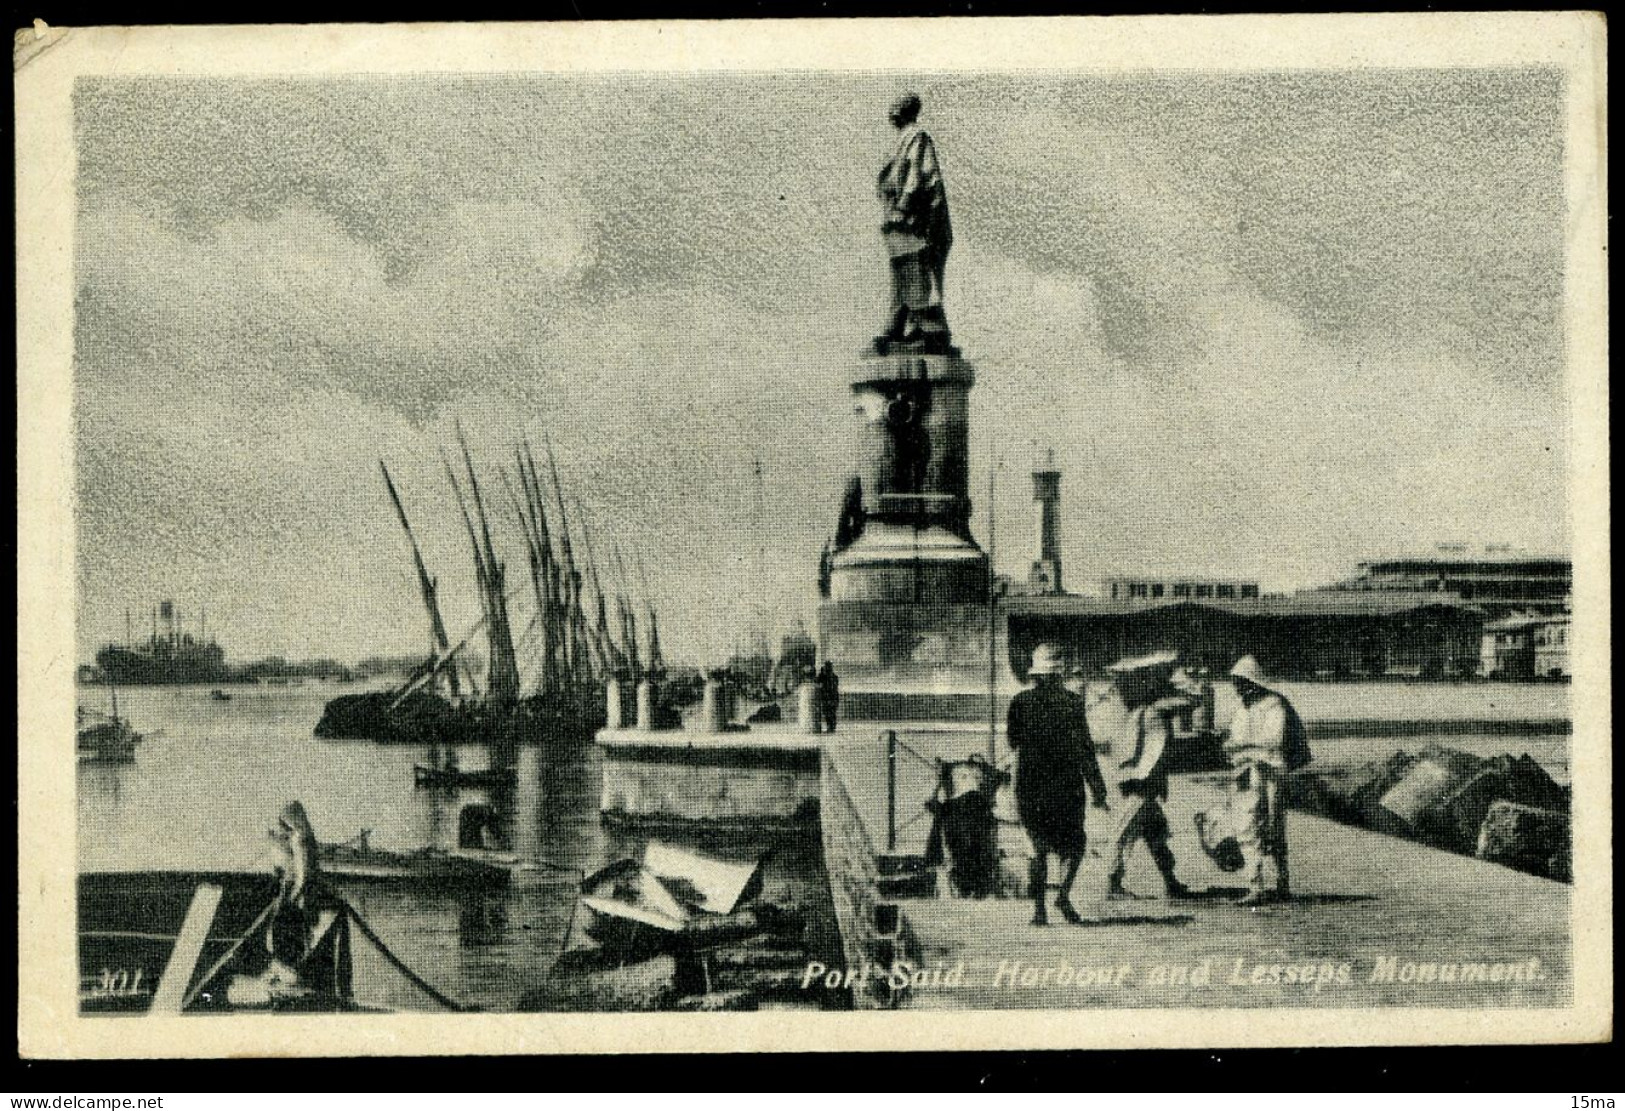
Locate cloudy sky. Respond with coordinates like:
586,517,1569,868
73,67,1570,664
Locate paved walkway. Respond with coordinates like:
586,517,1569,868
823,729,1570,1010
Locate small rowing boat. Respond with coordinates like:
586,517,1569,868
76,712,142,764
576,842,769,955
318,833,510,887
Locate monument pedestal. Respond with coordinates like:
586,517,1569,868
820,346,998,719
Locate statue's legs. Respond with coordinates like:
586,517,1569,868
886,251,929,340
879,241,952,349
918,244,950,336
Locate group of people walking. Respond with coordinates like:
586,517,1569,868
1006,643,1305,927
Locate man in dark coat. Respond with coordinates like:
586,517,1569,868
1007,643,1110,926
816,661,840,733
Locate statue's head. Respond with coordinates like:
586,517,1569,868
888,93,922,128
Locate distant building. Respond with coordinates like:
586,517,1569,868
1097,577,1261,603
1334,546,1570,616
1481,613,1571,680
1008,589,1482,681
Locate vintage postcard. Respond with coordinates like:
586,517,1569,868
16,14,1610,1057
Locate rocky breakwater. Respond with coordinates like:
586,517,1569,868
1286,744,1571,881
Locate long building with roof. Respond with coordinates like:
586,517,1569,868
820,439,1569,721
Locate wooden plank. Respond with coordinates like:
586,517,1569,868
149,883,224,1014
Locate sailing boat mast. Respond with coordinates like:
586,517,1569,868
382,460,460,697
576,507,625,679
520,442,564,696
635,551,666,680
613,540,642,682
541,433,588,691
456,428,521,706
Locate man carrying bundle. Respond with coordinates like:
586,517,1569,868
1105,652,1193,901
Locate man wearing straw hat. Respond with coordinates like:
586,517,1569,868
1007,642,1110,926
1224,655,1307,905
1104,651,1193,901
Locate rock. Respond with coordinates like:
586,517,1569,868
1476,800,1570,880
518,949,684,1011
746,702,784,724
1410,767,1504,853
1548,842,1572,883
669,989,759,1011
1484,753,1568,812
1292,751,1415,830
1380,747,1487,830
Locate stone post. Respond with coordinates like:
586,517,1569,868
635,679,658,732
699,678,727,733
606,678,633,729
797,681,821,734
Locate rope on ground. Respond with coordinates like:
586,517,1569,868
894,737,941,770
341,897,479,1013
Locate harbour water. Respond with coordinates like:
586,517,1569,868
76,679,1570,1011
75,681,838,1012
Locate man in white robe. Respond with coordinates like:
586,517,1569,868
1223,656,1296,904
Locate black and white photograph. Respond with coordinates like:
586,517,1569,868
16,14,1609,1057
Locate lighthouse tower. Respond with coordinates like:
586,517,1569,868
1028,449,1063,594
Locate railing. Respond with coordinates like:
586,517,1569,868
820,745,923,1009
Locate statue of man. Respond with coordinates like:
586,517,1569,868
876,93,953,351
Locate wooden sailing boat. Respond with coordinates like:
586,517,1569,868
316,431,643,745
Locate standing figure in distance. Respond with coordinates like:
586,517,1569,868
1223,655,1308,905
816,660,841,735
1105,653,1193,901
1006,643,1110,926
876,93,954,351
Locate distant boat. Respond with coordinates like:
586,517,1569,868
412,764,515,790
95,600,233,686
77,677,142,763
209,689,232,702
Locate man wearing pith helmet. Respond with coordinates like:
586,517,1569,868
1006,642,1110,926
1223,655,1304,905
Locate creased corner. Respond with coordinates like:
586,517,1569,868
14,20,72,75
